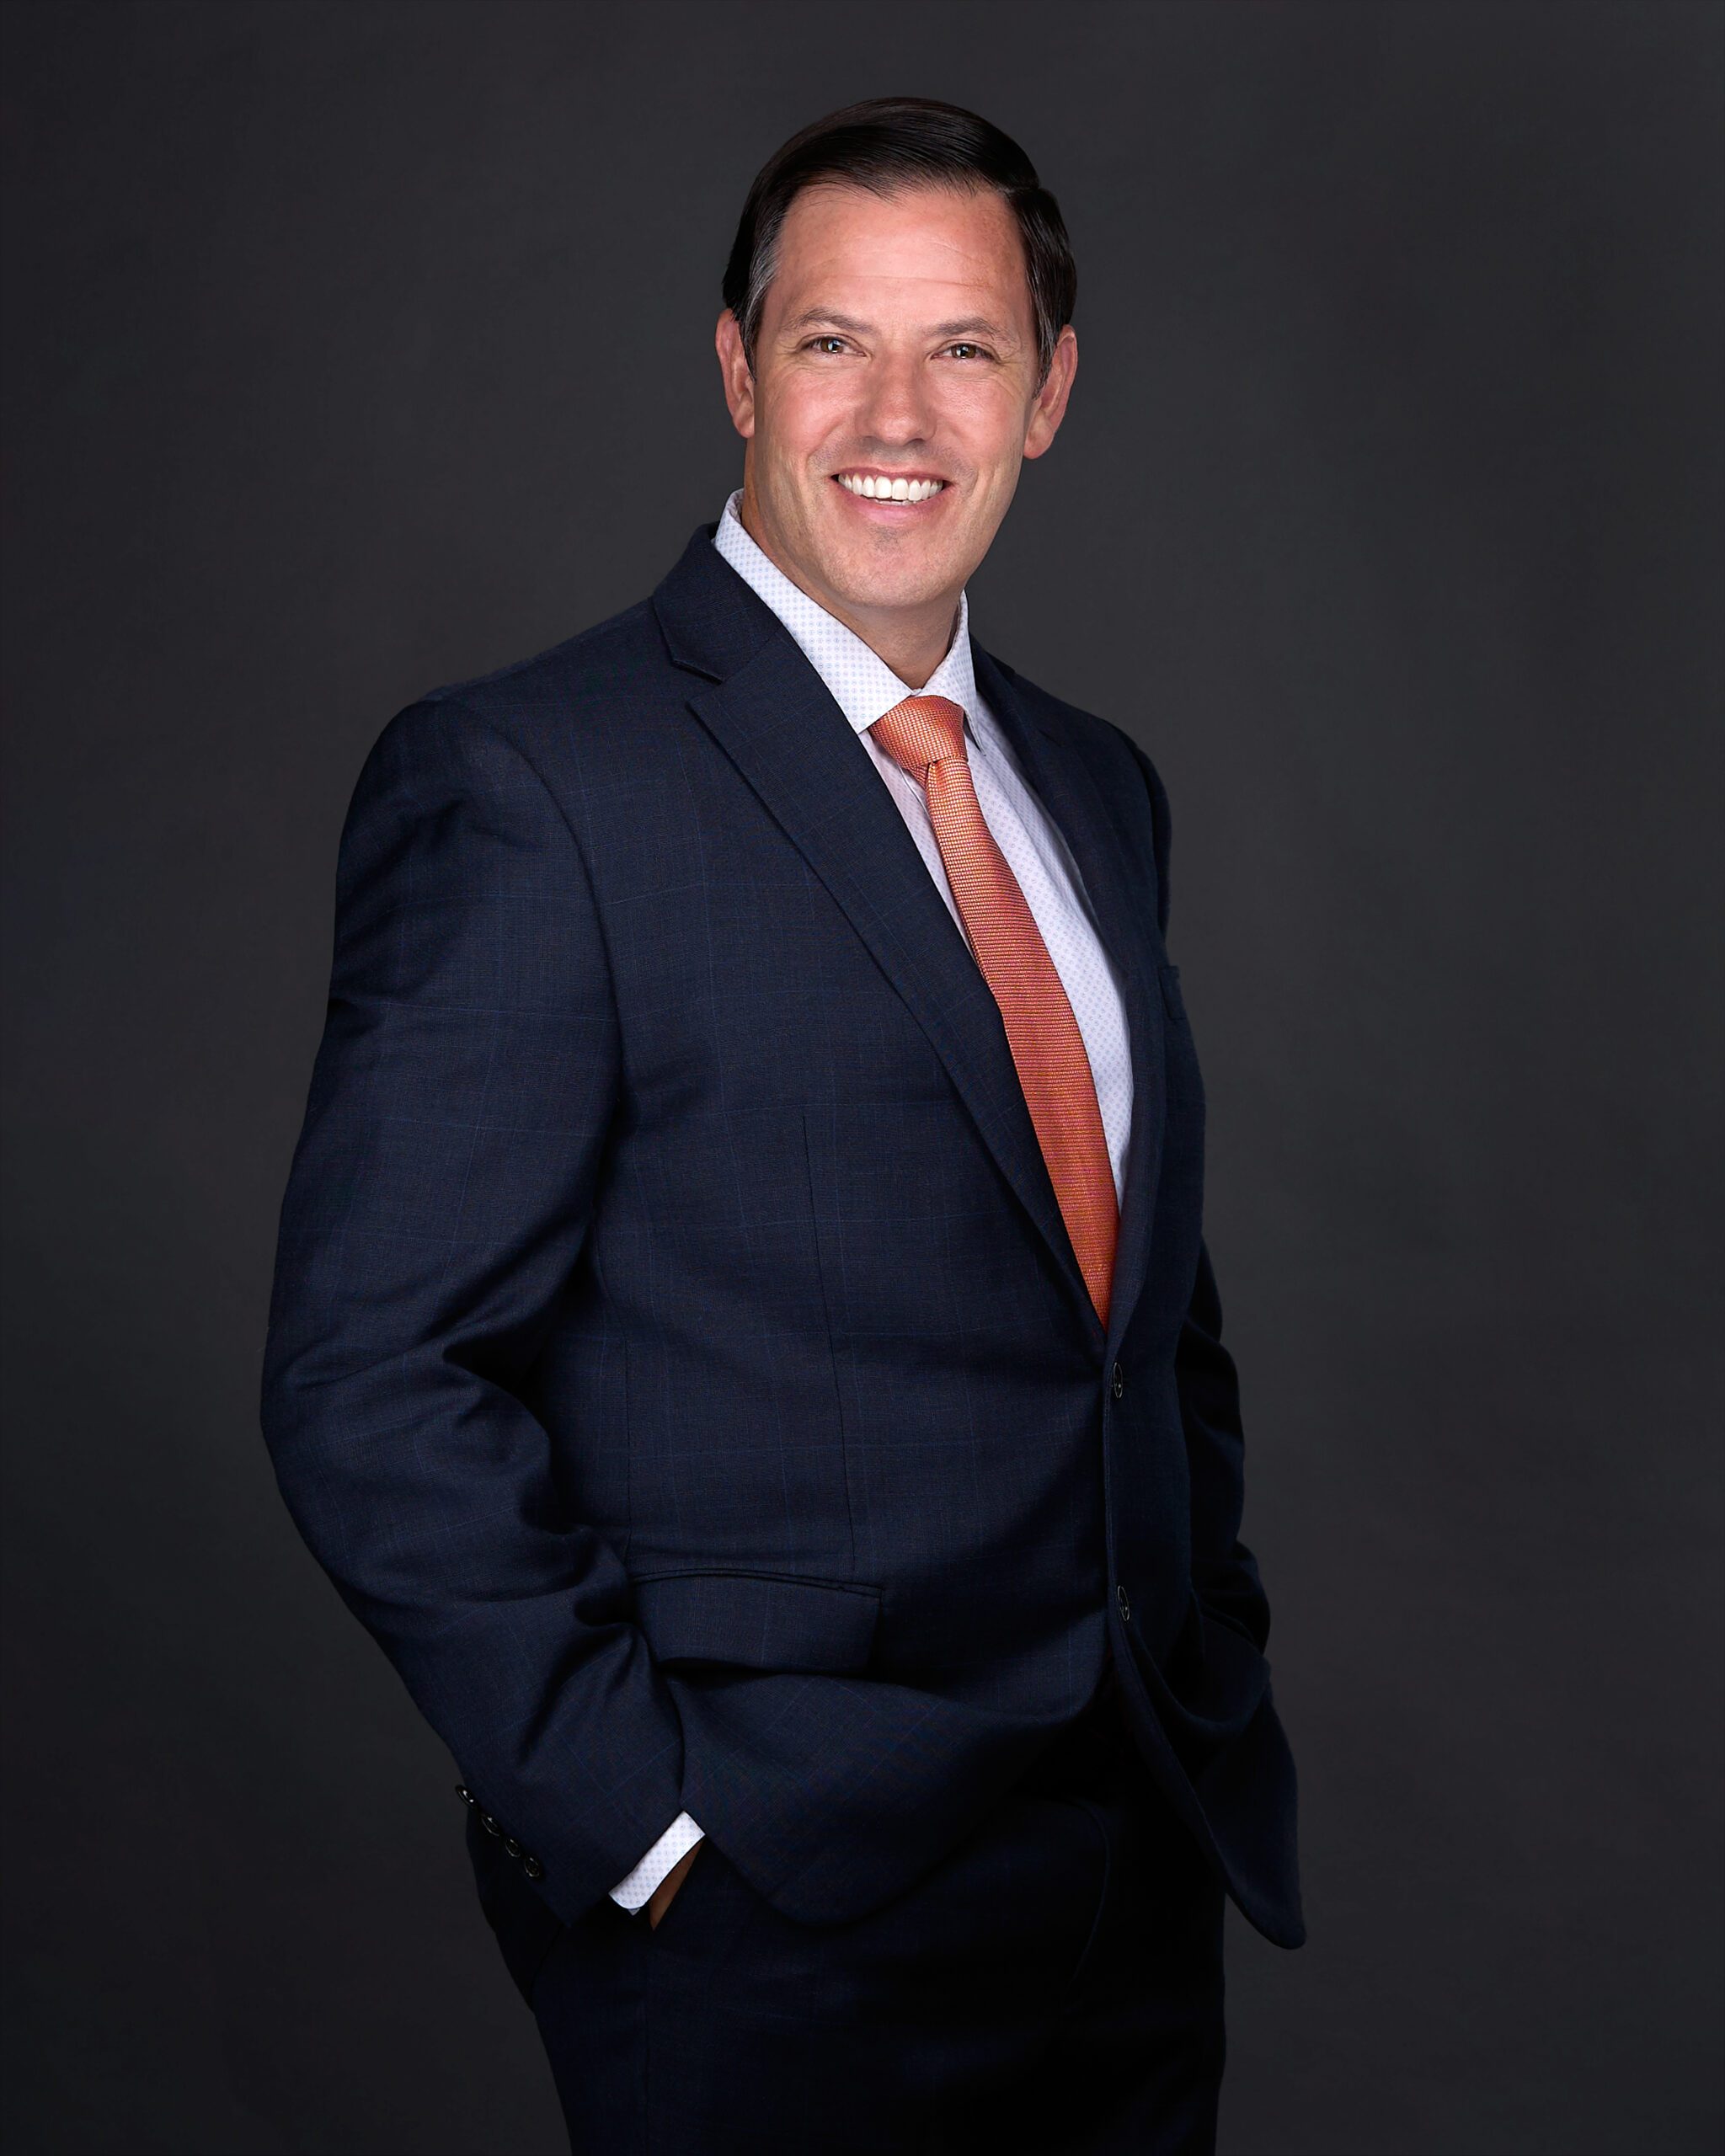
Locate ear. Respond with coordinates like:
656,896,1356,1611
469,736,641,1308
716,310,756,440
1023,325,1077,462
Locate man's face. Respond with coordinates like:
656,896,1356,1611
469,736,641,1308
718,181,1076,629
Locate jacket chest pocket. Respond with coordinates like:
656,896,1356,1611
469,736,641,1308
1158,963,1186,1023
1156,963,1204,1129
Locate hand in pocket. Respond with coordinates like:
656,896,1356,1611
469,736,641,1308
647,1838,703,1929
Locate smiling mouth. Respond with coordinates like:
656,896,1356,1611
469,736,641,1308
834,471,948,503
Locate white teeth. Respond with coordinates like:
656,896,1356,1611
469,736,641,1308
837,473,944,500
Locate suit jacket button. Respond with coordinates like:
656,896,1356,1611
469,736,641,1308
1111,1363,1124,1401
521,1855,544,1881
480,1812,503,1838
504,1836,522,1859
1116,1582,1131,1622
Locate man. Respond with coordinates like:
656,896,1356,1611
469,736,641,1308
262,95,1302,2154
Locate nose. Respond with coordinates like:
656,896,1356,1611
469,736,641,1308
854,345,933,449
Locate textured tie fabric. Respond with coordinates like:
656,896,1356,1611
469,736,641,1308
870,695,1119,1326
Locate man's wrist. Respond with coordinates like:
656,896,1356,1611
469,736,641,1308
608,1812,705,1913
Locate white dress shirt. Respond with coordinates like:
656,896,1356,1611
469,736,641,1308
607,494,1135,1913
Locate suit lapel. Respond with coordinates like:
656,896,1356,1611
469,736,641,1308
653,530,1162,1349
971,647,1168,1359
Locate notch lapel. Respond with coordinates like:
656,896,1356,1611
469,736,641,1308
654,533,1100,1337
970,646,1168,1361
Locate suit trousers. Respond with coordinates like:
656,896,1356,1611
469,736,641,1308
469,1669,1227,2154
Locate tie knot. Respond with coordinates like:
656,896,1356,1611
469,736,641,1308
870,695,967,782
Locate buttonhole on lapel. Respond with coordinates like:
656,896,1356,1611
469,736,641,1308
1158,965,1186,1023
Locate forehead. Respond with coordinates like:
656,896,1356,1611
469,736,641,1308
766,181,1033,327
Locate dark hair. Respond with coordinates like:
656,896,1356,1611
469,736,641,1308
723,96,1076,383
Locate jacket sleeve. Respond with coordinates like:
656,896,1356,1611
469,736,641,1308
1121,728,1274,1654
1170,1241,1274,1652
259,696,685,1925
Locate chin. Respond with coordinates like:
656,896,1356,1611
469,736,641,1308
821,546,963,617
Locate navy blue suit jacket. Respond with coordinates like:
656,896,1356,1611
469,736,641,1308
260,527,1304,1950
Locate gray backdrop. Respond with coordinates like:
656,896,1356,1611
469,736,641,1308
3,3,1720,2152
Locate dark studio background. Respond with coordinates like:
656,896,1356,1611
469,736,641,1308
3,3,1721,2151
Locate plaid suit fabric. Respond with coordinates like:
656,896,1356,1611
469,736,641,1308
500,1731,1228,2153
259,527,1302,1951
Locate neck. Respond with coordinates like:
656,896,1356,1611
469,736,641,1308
737,492,960,691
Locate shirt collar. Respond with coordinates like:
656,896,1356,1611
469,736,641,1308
713,489,978,734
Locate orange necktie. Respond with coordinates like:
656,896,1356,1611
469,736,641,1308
870,696,1119,1326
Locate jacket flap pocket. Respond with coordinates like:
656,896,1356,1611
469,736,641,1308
631,1569,881,1673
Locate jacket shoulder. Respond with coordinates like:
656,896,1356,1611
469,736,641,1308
354,594,679,789
984,651,1164,791
983,650,1172,934
416,596,670,728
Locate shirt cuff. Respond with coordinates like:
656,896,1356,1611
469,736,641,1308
607,1812,704,1913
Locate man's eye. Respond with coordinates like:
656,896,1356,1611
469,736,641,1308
807,336,849,355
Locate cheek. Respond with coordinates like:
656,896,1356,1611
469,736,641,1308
938,381,1031,471
761,376,853,467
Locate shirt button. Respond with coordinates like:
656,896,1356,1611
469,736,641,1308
1111,1363,1124,1401
1116,1582,1131,1622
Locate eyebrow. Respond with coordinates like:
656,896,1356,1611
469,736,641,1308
786,308,1018,344
930,316,1016,343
